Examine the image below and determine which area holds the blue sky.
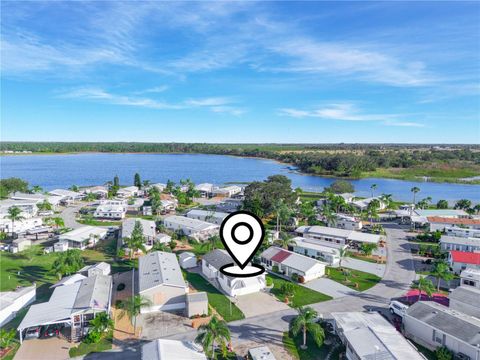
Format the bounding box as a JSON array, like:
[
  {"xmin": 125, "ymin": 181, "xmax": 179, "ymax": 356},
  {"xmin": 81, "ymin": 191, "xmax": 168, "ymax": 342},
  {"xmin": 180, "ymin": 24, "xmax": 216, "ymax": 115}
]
[{"xmin": 1, "ymin": 1, "xmax": 479, "ymax": 143}]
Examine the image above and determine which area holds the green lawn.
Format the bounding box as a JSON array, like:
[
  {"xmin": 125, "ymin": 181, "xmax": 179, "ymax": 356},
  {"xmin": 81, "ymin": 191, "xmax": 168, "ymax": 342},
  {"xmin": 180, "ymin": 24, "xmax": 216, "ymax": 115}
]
[
  {"xmin": 267, "ymin": 274, "xmax": 332, "ymax": 307},
  {"xmin": 77, "ymin": 218, "xmax": 122, "ymax": 226},
  {"xmin": 282, "ymin": 331, "xmax": 344, "ymax": 360},
  {"xmin": 68, "ymin": 336, "xmax": 113, "ymax": 358},
  {"xmin": 183, "ymin": 271, "xmax": 244, "ymax": 322},
  {"xmin": 326, "ymin": 267, "xmax": 381, "ymax": 292},
  {"xmin": 347, "ymin": 253, "xmax": 380, "ymax": 264}
]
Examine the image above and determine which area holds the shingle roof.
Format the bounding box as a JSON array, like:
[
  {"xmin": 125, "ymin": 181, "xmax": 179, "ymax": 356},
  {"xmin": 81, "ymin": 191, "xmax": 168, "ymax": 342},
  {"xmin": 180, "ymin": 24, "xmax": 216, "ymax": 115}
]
[
  {"xmin": 406, "ymin": 301, "xmax": 480, "ymax": 345},
  {"xmin": 138, "ymin": 251, "xmax": 186, "ymax": 292},
  {"xmin": 202, "ymin": 249, "xmax": 232, "ymax": 270}
]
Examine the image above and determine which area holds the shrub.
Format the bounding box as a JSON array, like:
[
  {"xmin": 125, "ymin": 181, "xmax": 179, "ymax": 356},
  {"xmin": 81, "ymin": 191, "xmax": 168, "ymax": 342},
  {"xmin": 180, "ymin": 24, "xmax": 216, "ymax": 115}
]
[
  {"xmin": 84, "ymin": 330, "xmax": 102, "ymax": 344},
  {"xmin": 266, "ymin": 277, "xmax": 273, "ymax": 287},
  {"xmin": 272, "ymin": 265, "xmax": 279, "ymax": 273},
  {"xmin": 435, "ymin": 346, "xmax": 453, "ymax": 360},
  {"xmin": 280, "ymin": 282, "xmax": 295, "ymax": 298},
  {"xmin": 291, "ymin": 273, "xmax": 300, "ymax": 283}
]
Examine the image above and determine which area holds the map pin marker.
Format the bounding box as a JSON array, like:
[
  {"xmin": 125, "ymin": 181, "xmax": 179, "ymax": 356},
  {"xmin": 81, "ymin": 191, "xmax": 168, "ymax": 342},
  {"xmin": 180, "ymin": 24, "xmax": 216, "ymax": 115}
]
[{"xmin": 219, "ymin": 211, "xmax": 265, "ymax": 278}]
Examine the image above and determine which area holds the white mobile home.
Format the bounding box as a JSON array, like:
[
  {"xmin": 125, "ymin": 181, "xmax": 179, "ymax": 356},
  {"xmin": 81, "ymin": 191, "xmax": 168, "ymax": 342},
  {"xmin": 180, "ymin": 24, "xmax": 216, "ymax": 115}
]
[
  {"xmin": 260, "ymin": 246, "xmax": 326, "ymax": 282},
  {"xmin": 295, "ymin": 225, "xmax": 383, "ymax": 247},
  {"xmin": 186, "ymin": 209, "xmax": 229, "ymax": 225},
  {"xmin": 290, "ymin": 236, "xmax": 347, "ymax": 265},
  {"xmin": 94, "ymin": 200, "xmax": 127, "ymax": 220},
  {"xmin": 403, "ymin": 301, "xmax": 480, "ymax": 359},
  {"xmin": 163, "ymin": 215, "xmax": 219, "ymax": 241},
  {"xmin": 0, "ymin": 285, "xmax": 36, "ymax": 327},
  {"xmin": 57, "ymin": 226, "xmax": 107, "ymax": 250},
  {"xmin": 116, "ymin": 186, "xmax": 139, "ymax": 198},
  {"xmin": 332, "ymin": 311, "xmax": 424, "ymax": 360},
  {"xmin": 121, "ymin": 218, "xmax": 156, "ymax": 247},
  {"xmin": 202, "ymin": 249, "xmax": 266, "ymax": 296},
  {"xmin": 137, "ymin": 251, "xmax": 188, "ymax": 313},
  {"xmin": 428, "ymin": 216, "xmax": 480, "ymax": 231},
  {"xmin": 441, "ymin": 236, "xmax": 480, "ymax": 252}
]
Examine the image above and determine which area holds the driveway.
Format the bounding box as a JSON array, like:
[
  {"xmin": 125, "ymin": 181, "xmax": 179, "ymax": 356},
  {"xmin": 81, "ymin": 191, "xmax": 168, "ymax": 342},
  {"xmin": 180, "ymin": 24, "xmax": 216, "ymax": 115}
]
[
  {"xmin": 302, "ymin": 278, "xmax": 359, "ymax": 299},
  {"xmin": 15, "ymin": 337, "xmax": 74, "ymax": 360},
  {"xmin": 341, "ymin": 257, "xmax": 386, "ymax": 277},
  {"xmin": 162, "ymin": 224, "xmax": 417, "ymax": 350},
  {"xmin": 136, "ymin": 311, "xmax": 192, "ymax": 340},
  {"xmin": 233, "ymin": 291, "xmax": 290, "ymax": 318}
]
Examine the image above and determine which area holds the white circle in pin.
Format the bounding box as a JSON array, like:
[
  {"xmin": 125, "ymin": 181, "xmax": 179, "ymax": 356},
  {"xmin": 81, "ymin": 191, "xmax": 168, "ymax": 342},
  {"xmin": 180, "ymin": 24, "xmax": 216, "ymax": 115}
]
[{"xmin": 219, "ymin": 211, "xmax": 265, "ymax": 278}]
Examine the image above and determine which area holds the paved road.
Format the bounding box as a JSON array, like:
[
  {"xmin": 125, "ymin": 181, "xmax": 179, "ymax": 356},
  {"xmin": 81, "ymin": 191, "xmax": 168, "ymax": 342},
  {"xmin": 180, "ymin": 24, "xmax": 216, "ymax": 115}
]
[
  {"xmin": 59, "ymin": 204, "xmax": 84, "ymax": 229},
  {"xmin": 164, "ymin": 223, "xmax": 416, "ymax": 344},
  {"xmin": 303, "ymin": 277, "xmax": 358, "ymax": 298},
  {"xmin": 83, "ymin": 223, "xmax": 416, "ymax": 359}
]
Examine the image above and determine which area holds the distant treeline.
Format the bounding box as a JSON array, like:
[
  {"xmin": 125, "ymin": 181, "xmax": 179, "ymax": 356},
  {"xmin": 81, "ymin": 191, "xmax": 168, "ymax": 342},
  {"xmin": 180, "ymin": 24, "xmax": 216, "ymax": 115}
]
[{"xmin": 1, "ymin": 142, "xmax": 479, "ymax": 178}]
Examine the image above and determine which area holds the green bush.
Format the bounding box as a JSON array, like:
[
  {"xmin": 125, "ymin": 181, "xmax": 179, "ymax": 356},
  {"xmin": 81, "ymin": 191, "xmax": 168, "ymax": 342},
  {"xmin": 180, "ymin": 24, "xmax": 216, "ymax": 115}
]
[
  {"xmin": 291, "ymin": 273, "xmax": 300, "ymax": 283},
  {"xmin": 266, "ymin": 277, "xmax": 273, "ymax": 287},
  {"xmin": 272, "ymin": 265, "xmax": 279, "ymax": 273}
]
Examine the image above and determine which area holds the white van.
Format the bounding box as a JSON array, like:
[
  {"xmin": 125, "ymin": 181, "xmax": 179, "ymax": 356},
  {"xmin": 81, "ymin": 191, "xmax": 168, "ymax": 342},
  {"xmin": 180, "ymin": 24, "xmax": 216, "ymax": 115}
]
[{"xmin": 389, "ymin": 300, "xmax": 409, "ymax": 317}]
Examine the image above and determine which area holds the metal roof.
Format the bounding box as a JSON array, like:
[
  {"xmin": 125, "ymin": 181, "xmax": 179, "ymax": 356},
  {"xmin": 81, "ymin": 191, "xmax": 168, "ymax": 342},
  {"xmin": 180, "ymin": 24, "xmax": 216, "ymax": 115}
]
[
  {"xmin": 293, "ymin": 236, "xmax": 345, "ymax": 253},
  {"xmin": 416, "ymin": 209, "xmax": 468, "ymax": 217},
  {"xmin": 441, "ymin": 236, "xmax": 480, "ymax": 247},
  {"xmin": 59, "ymin": 226, "xmax": 107, "ymax": 242},
  {"xmin": 142, "ymin": 339, "xmax": 206, "ymax": 360},
  {"xmin": 332, "ymin": 312, "xmax": 424, "ymax": 360},
  {"xmin": 18, "ymin": 275, "xmax": 111, "ymax": 330},
  {"xmin": 406, "ymin": 301, "xmax": 480, "ymax": 346},
  {"xmin": 202, "ymin": 249, "xmax": 232, "ymax": 270},
  {"xmin": 186, "ymin": 209, "xmax": 228, "ymax": 221},
  {"xmin": 0, "ymin": 285, "xmax": 36, "ymax": 311},
  {"xmin": 296, "ymin": 225, "xmax": 381, "ymax": 244},
  {"xmin": 138, "ymin": 251, "xmax": 186, "ymax": 292},
  {"xmin": 164, "ymin": 215, "xmax": 219, "ymax": 231},
  {"xmin": 261, "ymin": 246, "xmax": 326, "ymax": 272},
  {"xmin": 122, "ymin": 218, "xmax": 156, "ymax": 239},
  {"xmin": 50, "ymin": 273, "xmax": 86, "ymax": 288},
  {"xmin": 449, "ymin": 286, "xmax": 480, "ymax": 307}
]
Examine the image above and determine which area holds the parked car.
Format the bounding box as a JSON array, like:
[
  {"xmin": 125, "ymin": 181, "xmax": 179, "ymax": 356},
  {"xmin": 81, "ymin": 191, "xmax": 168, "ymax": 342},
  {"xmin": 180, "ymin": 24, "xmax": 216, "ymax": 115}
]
[
  {"xmin": 389, "ymin": 300, "xmax": 409, "ymax": 317},
  {"xmin": 41, "ymin": 324, "xmax": 61, "ymax": 338},
  {"xmin": 24, "ymin": 327, "xmax": 41, "ymax": 339}
]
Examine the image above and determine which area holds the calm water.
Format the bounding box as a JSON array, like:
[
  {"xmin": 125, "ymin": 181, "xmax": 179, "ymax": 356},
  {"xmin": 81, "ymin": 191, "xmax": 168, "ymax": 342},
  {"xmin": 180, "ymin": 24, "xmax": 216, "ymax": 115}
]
[{"xmin": 1, "ymin": 153, "xmax": 479, "ymax": 203}]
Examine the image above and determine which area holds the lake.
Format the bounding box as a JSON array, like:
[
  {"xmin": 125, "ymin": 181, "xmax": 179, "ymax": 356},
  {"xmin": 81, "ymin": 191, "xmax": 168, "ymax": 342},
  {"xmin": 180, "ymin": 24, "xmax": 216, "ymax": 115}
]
[{"xmin": 1, "ymin": 153, "xmax": 479, "ymax": 203}]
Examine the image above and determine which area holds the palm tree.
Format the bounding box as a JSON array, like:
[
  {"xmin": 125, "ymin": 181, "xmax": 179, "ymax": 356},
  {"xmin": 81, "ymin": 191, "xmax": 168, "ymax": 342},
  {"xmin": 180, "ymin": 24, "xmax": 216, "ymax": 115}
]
[
  {"xmin": 338, "ymin": 247, "xmax": 348, "ymax": 269},
  {"xmin": 474, "ymin": 204, "xmax": 480, "ymax": 215},
  {"xmin": 6, "ymin": 206, "xmax": 25, "ymax": 236},
  {"xmin": 31, "ymin": 185, "xmax": 43, "ymax": 193},
  {"xmin": 124, "ymin": 220, "xmax": 147, "ymax": 259},
  {"xmin": 51, "ymin": 250, "xmax": 85, "ymax": 279},
  {"xmin": 195, "ymin": 316, "xmax": 231, "ymax": 359},
  {"xmin": 411, "ymin": 277, "xmax": 435, "ymax": 301},
  {"xmin": 410, "ymin": 187, "xmax": 420, "ymax": 205},
  {"xmin": 321, "ymin": 206, "xmax": 336, "ymax": 227},
  {"xmin": 89, "ymin": 312, "xmax": 114, "ymax": 335},
  {"xmin": 380, "ymin": 194, "xmax": 394, "ymax": 210},
  {"xmin": 117, "ymin": 295, "xmax": 152, "ymax": 332},
  {"xmin": 290, "ymin": 306, "xmax": 324, "ymax": 350},
  {"xmin": 275, "ymin": 235, "xmax": 295, "ymax": 249},
  {"xmin": 150, "ymin": 242, "xmax": 172, "ymax": 253},
  {"xmin": 431, "ymin": 261, "xmax": 454, "ymax": 291},
  {"xmin": 370, "ymin": 184, "xmax": 377, "ymax": 198}
]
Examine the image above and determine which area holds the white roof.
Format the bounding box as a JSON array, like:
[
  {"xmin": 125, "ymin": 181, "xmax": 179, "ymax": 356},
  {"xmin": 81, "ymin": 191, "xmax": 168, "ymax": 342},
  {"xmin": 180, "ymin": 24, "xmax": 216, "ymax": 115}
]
[
  {"xmin": 122, "ymin": 218, "xmax": 156, "ymax": 239},
  {"xmin": 249, "ymin": 346, "xmax": 276, "ymax": 360},
  {"xmin": 195, "ymin": 183, "xmax": 214, "ymax": 192},
  {"xmin": 10, "ymin": 192, "xmax": 63, "ymax": 205},
  {"xmin": 186, "ymin": 209, "xmax": 229, "ymax": 221},
  {"xmin": 296, "ymin": 225, "xmax": 382, "ymax": 244},
  {"xmin": 48, "ymin": 189, "xmax": 80, "ymax": 198},
  {"xmin": 59, "ymin": 226, "xmax": 107, "ymax": 243},
  {"xmin": 440, "ymin": 236, "xmax": 480, "ymax": 247},
  {"xmin": 332, "ymin": 312, "xmax": 424, "ymax": 360},
  {"xmin": 78, "ymin": 262, "xmax": 110, "ymax": 274},
  {"xmin": 415, "ymin": 209, "xmax": 468, "ymax": 217},
  {"xmin": 0, "ymin": 285, "xmax": 36, "ymax": 311},
  {"xmin": 460, "ymin": 268, "xmax": 480, "ymax": 282},
  {"xmin": 292, "ymin": 237, "xmax": 344, "ymax": 254},
  {"xmin": 118, "ymin": 186, "xmax": 138, "ymax": 193},
  {"xmin": 138, "ymin": 251, "xmax": 186, "ymax": 292},
  {"xmin": 95, "ymin": 203, "xmax": 125, "ymax": 213},
  {"xmin": 179, "ymin": 251, "xmax": 196, "ymax": 261},
  {"xmin": 164, "ymin": 215, "xmax": 219, "ymax": 232},
  {"xmin": 261, "ymin": 246, "xmax": 326, "ymax": 273},
  {"xmin": 50, "ymin": 274, "xmax": 86, "ymax": 288},
  {"xmin": 142, "ymin": 339, "xmax": 206, "ymax": 360}
]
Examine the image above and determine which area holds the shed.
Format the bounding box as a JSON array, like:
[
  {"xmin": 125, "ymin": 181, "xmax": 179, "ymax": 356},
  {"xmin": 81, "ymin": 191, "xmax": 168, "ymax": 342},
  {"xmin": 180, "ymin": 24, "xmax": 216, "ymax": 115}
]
[
  {"xmin": 186, "ymin": 292, "xmax": 208, "ymax": 318},
  {"xmin": 179, "ymin": 252, "xmax": 197, "ymax": 269},
  {"xmin": 11, "ymin": 238, "xmax": 32, "ymax": 252}
]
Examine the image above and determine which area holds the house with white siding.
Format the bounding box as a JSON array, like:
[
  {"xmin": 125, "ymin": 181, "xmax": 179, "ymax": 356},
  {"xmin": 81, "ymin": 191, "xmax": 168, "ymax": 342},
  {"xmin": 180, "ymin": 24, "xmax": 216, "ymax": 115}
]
[
  {"xmin": 163, "ymin": 215, "xmax": 219, "ymax": 241},
  {"xmin": 295, "ymin": 225, "xmax": 383, "ymax": 247},
  {"xmin": 0, "ymin": 285, "xmax": 36, "ymax": 327},
  {"xmin": 445, "ymin": 226, "xmax": 480, "ymax": 238},
  {"xmin": 448, "ymin": 251, "xmax": 480, "ymax": 274},
  {"xmin": 186, "ymin": 209, "xmax": 229, "ymax": 225},
  {"xmin": 403, "ymin": 301, "xmax": 480, "ymax": 359},
  {"xmin": 56, "ymin": 226, "xmax": 108, "ymax": 250},
  {"xmin": 260, "ymin": 246, "xmax": 326, "ymax": 282},
  {"xmin": 94, "ymin": 200, "xmax": 127, "ymax": 219},
  {"xmin": 290, "ymin": 236, "xmax": 346, "ymax": 265},
  {"xmin": 428, "ymin": 216, "xmax": 480, "ymax": 232},
  {"xmin": 0, "ymin": 199, "xmax": 39, "ymax": 219},
  {"xmin": 195, "ymin": 183, "xmax": 215, "ymax": 198},
  {"xmin": 121, "ymin": 218, "xmax": 156, "ymax": 248},
  {"xmin": 459, "ymin": 268, "xmax": 480, "ymax": 289},
  {"xmin": 440, "ymin": 236, "xmax": 480, "ymax": 252},
  {"xmin": 201, "ymin": 249, "xmax": 266, "ymax": 296},
  {"xmin": 213, "ymin": 185, "xmax": 242, "ymax": 198},
  {"xmin": 117, "ymin": 186, "xmax": 139, "ymax": 198}
]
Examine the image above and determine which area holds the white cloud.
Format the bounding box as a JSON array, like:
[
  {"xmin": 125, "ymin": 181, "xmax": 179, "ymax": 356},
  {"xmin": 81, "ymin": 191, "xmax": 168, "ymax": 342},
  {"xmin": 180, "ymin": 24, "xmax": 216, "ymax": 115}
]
[
  {"xmin": 279, "ymin": 102, "xmax": 424, "ymax": 127},
  {"xmin": 134, "ymin": 86, "xmax": 169, "ymax": 94}
]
